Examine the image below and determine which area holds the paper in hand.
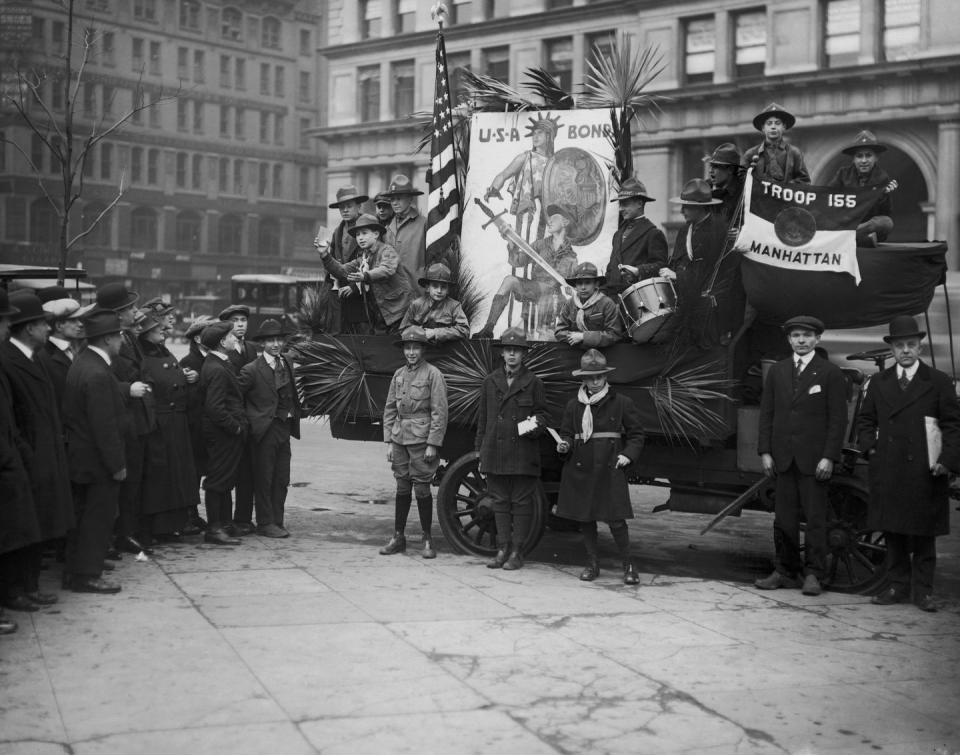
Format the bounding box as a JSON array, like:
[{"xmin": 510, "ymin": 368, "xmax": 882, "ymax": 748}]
[{"xmin": 516, "ymin": 416, "xmax": 539, "ymax": 436}]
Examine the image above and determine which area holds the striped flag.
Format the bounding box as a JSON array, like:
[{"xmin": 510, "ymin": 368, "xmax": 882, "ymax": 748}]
[{"xmin": 425, "ymin": 31, "xmax": 461, "ymax": 263}]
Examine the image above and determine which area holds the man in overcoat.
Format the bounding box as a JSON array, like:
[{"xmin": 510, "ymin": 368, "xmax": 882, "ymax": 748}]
[
  {"xmin": 62, "ymin": 310, "xmax": 129, "ymax": 594},
  {"xmin": 383, "ymin": 174, "xmax": 428, "ymax": 280},
  {"xmin": 38, "ymin": 293, "xmax": 83, "ymax": 414},
  {"xmin": 856, "ymin": 316, "xmax": 960, "ymax": 611},
  {"xmin": 603, "ymin": 177, "xmax": 668, "ymax": 296},
  {"xmin": 179, "ymin": 316, "xmax": 215, "ymax": 533},
  {"xmin": 756, "ymin": 315, "xmax": 847, "ymax": 596},
  {"xmin": 238, "ymin": 319, "xmax": 301, "ymax": 538},
  {"xmin": 0, "ymin": 291, "xmax": 74, "ymax": 607}
]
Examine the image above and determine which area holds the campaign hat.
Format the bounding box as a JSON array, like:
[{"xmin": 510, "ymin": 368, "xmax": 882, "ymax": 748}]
[
  {"xmin": 184, "ymin": 316, "xmax": 216, "ymax": 340},
  {"xmin": 572, "ymin": 348, "xmax": 616, "ymax": 376},
  {"xmin": 669, "ymin": 178, "xmax": 723, "ymax": 206},
  {"xmin": 82, "ymin": 309, "xmax": 123, "ymax": 339},
  {"xmin": 565, "ymin": 262, "xmax": 606, "ymax": 285},
  {"xmin": 200, "ymin": 321, "xmax": 234, "ymax": 349},
  {"xmin": 883, "ymin": 315, "xmax": 925, "ymax": 344},
  {"xmin": 346, "ymin": 213, "xmax": 386, "ymax": 237},
  {"xmin": 611, "ymin": 176, "xmax": 655, "ymax": 203},
  {"xmin": 0, "ymin": 289, "xmax": 20, "ymax": 318},
  {"xmin": 782, "ymin": 315, "xmax": 824, "ymax": 335},
  {"xmin": 841, "ymin": 130, "xmax": 887, "ymax": 156},
  {"xmin": 704, "ymin": 143, "xmax": 742, "ymax": 167},
  {"xmin": 752, "ymin": 102, "xmax": 796, "ymax": 131},
  {"xmin": 251, "ymin": 318, "xmax": 291, "ymax": 341},
  {"xmin": 493, "ymin": 326, "xmax": 530, "ymax": 349},
  {"xmin": 42, "ymin": 297, "xmax": 81, "ymax": 320},
  {"xmin": 96, "ymin": 282, "xmax": 139, "ymax": 311},
  {"xmin": 394, "ymin": 325, "xmax": 430, "ymax": 348},
  {"xmin": 8, "ymin": 291, "xmax": 47, "ymax": 326},
  {"xmin": 328, "ymin": 185, "xmax": 369, "ymax": 208},
  {"xmin": 380, "ymin": 174, "xmax": 424, "ymax": 197},
  {"xmin": 418, "ymin": 263, "xmax": 453, "ymax": 288},
  {"xmin": 219, "ymin": 303, "xmax": 251, "ymax": 321}
]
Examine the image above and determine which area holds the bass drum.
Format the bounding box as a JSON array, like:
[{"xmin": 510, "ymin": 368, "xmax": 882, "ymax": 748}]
[
  {"xmin": 541, "ymin": 147, "xmax": 607, "ymax": 246},
  {"xmin": 618, "ymin": 276, "xmax": 677, "ymax": 343}
]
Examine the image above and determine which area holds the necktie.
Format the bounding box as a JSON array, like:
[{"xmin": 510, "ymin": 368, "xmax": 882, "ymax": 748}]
[
  {"xmin": 899, "ymin": 370, "xmax": 910, "ymax": 391},
  {"xmin": 792, "ymin": 359, "xmax": 802, "ymax": 392}
]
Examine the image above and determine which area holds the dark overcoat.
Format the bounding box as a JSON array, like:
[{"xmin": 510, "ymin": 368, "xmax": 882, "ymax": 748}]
[
  {"xmin": 556, "ymin": 389, "xmax": 645, "ymax": 522},
  {"xmin": 180, "ymin": 345, "xmax": 208, "ymax": 476},
  {"xmin": 0, "ymin": 368, "xmax": 40, "ymax": 555},
  {"xmin": 226, "ymin": 339, "xmax": 259, "ymax": 374},
  {"xmin": 200, "ymin": 353, "xmax": 248, "ymax": 491},
  {"xmin": 758, "ymin": 354, "xmax": 847, "ymax": 475},
  {"xmin": 63, "ymin": 348, "xmax": 128, "ymax": 483},
  {"xmin": 856, "ymin": 361, "xmax": 960, "ymax": 535},
  {"xmin": 475, "ymin": 365, "xmax": 548, "ymax": 477},
  {"xmin": 603, "ymin": 217, "xmax": 668, "ymax": 295},
  {"xmin": 667, "ymin": 212, "xmax": 729, "ymax": 281},
  {"xmin": 38, "ymin": 340, "xmax": 72, "ymax": 414},
  {"xmin": 113, "ymin": 332, "xmax": 155, "ymax": 437},
  {"xmin": 238, "ymin": 354, "xmax": 302, "ymax": 443},
  {"xmin": 0, "ymin": 341, "xmax": 74, "ymax": 539}
]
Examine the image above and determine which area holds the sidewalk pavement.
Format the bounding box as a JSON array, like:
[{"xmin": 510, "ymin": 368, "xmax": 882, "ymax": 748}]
[{"xmin": 2, "ymin": 424, "xmax": 959, "ymax": 755}]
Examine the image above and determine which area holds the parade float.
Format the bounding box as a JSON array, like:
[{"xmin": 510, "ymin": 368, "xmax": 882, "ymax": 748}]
[{"xmin": 293, "ymin": 31, "xmax": 951, "ymax": 594}]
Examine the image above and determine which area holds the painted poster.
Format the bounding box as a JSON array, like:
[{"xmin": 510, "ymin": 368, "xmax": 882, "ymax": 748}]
[{"xmin": 461, "ymin": 109, "xmax": 620, "ymax": 340}]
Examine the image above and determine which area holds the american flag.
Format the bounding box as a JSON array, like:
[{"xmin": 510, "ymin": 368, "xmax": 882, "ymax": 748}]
[{"xmin": 425, "ymin": 30, "xmax": 461, "ymax": 263}]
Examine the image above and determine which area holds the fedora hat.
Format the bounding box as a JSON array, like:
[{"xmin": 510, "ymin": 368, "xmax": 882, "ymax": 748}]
[
  {"xmin": 493, "ymin": 326, "xmax": 530, "ymax": 350},
  {"xmin": 251, "ymin": 318, "xmax": 291, "ymax": 341},
  {"xmin": 418, "ymin": 263, "xmax": 453, "ymax": 288},
  {"xmin": 394, "ymin": 325, "xmax": 430, "ymax": 348},
  {"xmin": 346, "ymin": 213, "xmax": 386, "ymax": 237},
  {"xmin": 883, "ymin": 315, "xmax": 925, "ymax": 344},
  {"xmin": 42, "ymin": 297, "xmax": 81, "ymax": 320},
  {"xmin": 572, "ymin": 348, "xmax": 616, "ymax": 376},
  {"xmin": 83, "ymin": 309, "xmax": 122, "ymax": 340},
  {"xmin": 782, "ymin": 315, "xmax": 824, "ymax": 335},
  {"xmin": 565, "ymin": 262, "xmax": 606, "ymax": 285},
  {"xmin": 670, "ymin": 178, "xmax": 723, "ymax": 206},
  {"xmin": 200, "ymin": 321, "xmax": 234, "ymax": 349},
  {"xmin": 841, "ymin": 129, "xmax": 887, "ymax": 156},
  {"xmin": 219, "ymin": 303, "xmax": 251, "ymax": 321},
  {"xmin": 752, "ymin": 103, "xmax": 796, "ymax": 131},
  {"xmin": 0, "ymin": 289, "xmax": 20, "ymax": 318},
  {"xmin": 184, "ymin": 316, "xmax": 215, "ymax": 340},
  {"xmin": 611, "ymin": 176, "xmax": 655, "ymax": 203},
  {"xmin": 380, "ymin": 174, "xmax": 424, "ymax": 197},
  {"xmin": 8, "ymin": 291, "xmax": 47, "ymax": 326},
  {"xmin": 328, "ymin": 184, "xmax": 369, "ymax": 208},
  {"xmin": 704, "ymin": 143, "xmax": 742, "ymax": 167},
  {"xmin": 96, "ymin": 282, "xmax": 139, "ymax": 311}
]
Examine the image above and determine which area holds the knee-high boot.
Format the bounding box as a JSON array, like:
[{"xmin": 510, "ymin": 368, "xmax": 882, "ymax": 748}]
[
  {"xmin": 417, "ymin": 496, "xmax": 436, "ymax": 558},
  {"xmin": 380, "ymin": 493, "xmax": 411, "ymax": 555}
]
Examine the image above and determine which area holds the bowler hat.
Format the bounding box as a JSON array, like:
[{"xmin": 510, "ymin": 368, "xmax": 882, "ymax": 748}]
[
  {"xmin": 883, "ymin": 315, "xmax": 925, "ymax": 344},
  {"xmin": 36, "ymin": 286, "xmax": 72, "ymax": 304},
  {"xmin": 752, "ymin": 103, "xmax": 797, "ymax": 131},
  {"xmin": 841, "ymin": 129, "xmax": 887, "ymax": 156},
  {"xmin": 96, "ymin": 282, "xmax": 139, "ymax": 311},
  {"xmin": 704, "ymin": 143, "xmax": 742, "ymax": 167},
  {"xmin": 380, "ymin": 174, "xmax": 424, "ymax": 197},
  {"xmin": 184, "ymin": 316, "xmax": 216, "ymax": 340},
  {"xmin": 83, "ymin": 310, "xmax": 122, "ymax": 340},
  {"xmin": 200, "ymin": 321, "xmax": 234, "ymax": 350},
  {"xmin": 418, "ymin": 263, "xmax": 452, "ymax": 288},
  {"xmin": 251, "ymin": 318, "xmax": 291, "ymax": 341},
  {"xmin": 8, "ymin": 291, "xmax": 47, "ymax": 326},
  {"xmin": 219, "ymin": 303, "xmax": 251, "ymax": 321},
  {"xmin": 328, "ymin": 185, "xmax": 369, "ymax": 208},
  {"xmin": 0, "ymin": 289, "xmax": 20, "ymax": 318},
  {"xmin": 565, "ymin": 262, "xmax": 606, "ymax": 285},
  {"xmin": 669, "ymin": 178, "xmax": 723, "ymax": 206},
  {"xmin": 782, "ymin": 315, "xmax": 824, "ymax": 335},
  {"xmin": 611, "ymin": 176, "xmax": 655, "ymax": 203},
  {"xmin": 346, "ymin": 213, "xmax": 386, "ymax": 237},
  {"xmin": 394, "ymin": 325, "xmax": 430, "ymax": 348},
  {"xmin": 572, "ymin": 348, "xmax": 616, "ymax": 376},
  {"xmin": 42, "ymin": 297, "xmax": 81, "ymax": 320},
  {"xmin": 493, "ymin": 326, "xmax": 530, "ymax": 350}
]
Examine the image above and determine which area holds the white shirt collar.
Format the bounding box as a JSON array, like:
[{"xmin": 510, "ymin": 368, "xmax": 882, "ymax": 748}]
[
  {"xmin": 210, "ymin": 350, "xmax": 229, "ymax": 361},
  {"xmin": 10, "ymin": 337, "xmax": 35, "ymax": 360},
  {"xmin": 49, "ymin": 335, "xmax": 72, "ymax": 354},
  {"xmin": 795, "ymin": 351, "xmax": 815, "ymax": 369},
  {"xmin": 900, "ymin": 361, "xmax": 919, "ymax": 380},
  {"xmin": 88, "ymin": 344, "xmax": 111, "ymax": 366}
]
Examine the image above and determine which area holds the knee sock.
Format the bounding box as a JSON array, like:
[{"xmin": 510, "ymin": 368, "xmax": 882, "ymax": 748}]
[
  {"xmin": 610, "ymin": 520, "xmax": 631, "ymax": 562},
  {"xmin": 416, "ymin": 496, "xmax": 433, "ymax": 537},
  {"xmin": 394, "ymin": 492, "xmax": 412, "ymax": 534},
  {"xmin": 582, "ymin": 521, "xmax": 599, "ymax": 561}
]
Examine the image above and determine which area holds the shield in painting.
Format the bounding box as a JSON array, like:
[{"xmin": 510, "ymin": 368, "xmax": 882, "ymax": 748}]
[{"xmin": 541, "ymin": 147, "xmax": 607, "ymax": 246}]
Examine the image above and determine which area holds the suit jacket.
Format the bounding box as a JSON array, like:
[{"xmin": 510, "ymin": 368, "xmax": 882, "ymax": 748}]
[
  {"xmin": 603, "ymin": 217, "xmax": 668, "ymax": 295},
  {"xmin": 200, "ymin": 353, "xmax": 247, "ymax": 436},
  {"xmin": 475, "ymin": 365, "xmax": 548, "ymax": 477},
  {"xmin": 226, "ymin": 338, "xmax": 259, "ymax": 374},
  {"xmin": 856, "ymin": 361, "xmax": 960, "ymax": 535},
  {"xmin": 758, "ymin": 353, "xmax": 847, "ymax": 475},
  {"xmin": 63, "ymin": 348, "xmax": 129, "ymax": 483},
  {"xmin": 239, "ymin": 354, "xmax": 302, "ymax": 442}
]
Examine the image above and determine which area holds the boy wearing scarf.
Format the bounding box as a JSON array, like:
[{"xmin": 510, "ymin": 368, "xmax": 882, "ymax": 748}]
[
  {"xmin": 555, "ymin": 349, "xmax": 645, "ymax": 584},
  {"xmin": 554, "ymin": 262, "xmax": 623, "ymax": 348}
]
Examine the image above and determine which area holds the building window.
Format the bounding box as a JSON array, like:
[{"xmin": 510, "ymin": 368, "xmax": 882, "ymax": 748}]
[
  {"xmin": 176, "ymin": 152, "xmax": 188, "ymax": 188},
  {"xmin": 149, "ymin": 92, "xmax": 161, "ymax": 127},
  {"xmin": 275, "ymin": 66, "xmax": 285, "ymax": 97},
  {"xmin": 259, "ymin": 217, "xmax": 281, "ymax": 255},
  {"xmin": 219, "ymin": 214, "xmax": 243, "ymax": 252},
  {"xmin": 49, "ymin": 136, "xmax": 62, "ymax": 174},
  {"xmin": 102, "ymin": 32, "xmax": 115, "ymax": 65},
  {"xmin": 131, "ymin": 207, "xmax": 158, "ymax": 250},
  {"xmin": 484, "ymin": 0, "xmax": 510, "ymax": 18},
  {"xmin": 100, "ymin": 143, "xmax": 112, "ymax": 180},
  {"xmin": 220, "ymin": 105, "xmax": 230, "ymax": 137},
  {"xmin": 133, "ymin": 0, "xmax": 157, "ymax": 23},
  {"xmin": 260, "ymin": 63, "xmax": 271, "ymax": 95},
  {"xmin": 85, "ymin": 0, "xmax": 111, "ymax": 10},
  {"xmin": 275, "ymin": 114, "xmax": 285, "ymax": 146},
  {"xmin": 585, "ymin": 31, "xmax": 615, "ymax": 74},
  {"xmin": 32, "ymin": 17, "xmax": 45, "ymax": 44},
  {"xmin": 299, "ymin": 117, "xmax": 311, "ymax": 150},
  {"xmin": 360, "ymin": 0, "xmax": 382, "ymax": 40},
  {"xmin": 358, "ymin": 65, "xmax": 381, "ymax": 122},
  {"xmin": 235, "ymin": 107, "xmax": 245, "ymax": 139},
  {"xmin": 193, "ymin": 99, "xmax": 203, "ymax": 132},
  {"xmin": 52, "ymin": 21, "xmax": 66, "ymax": 54},
  {"xmin": 734, "ymin": 10, "xmax": 767, "ymax": 78},
  {"xmin": 31, "ymin": 133, "xmax": 44, "ymax": 172},
  {"xmin": 259, "ymin": 111, "xmax": 270, "ymax": 143},
  {"xmin": 482, "ymin": 46, "xmax": 509, "ymax": 82},
  {"xmin": 218, "ymin": 158, "xmax": 229, "ymax": 192},
  {"xmin": 299, "ymin": 71, "xmax": 311, "ymax": 103},
  {"xmin": 83, "ymin": 84, "xmax": 96, "ymax": 116},
  {"xmin": 132, "ymin": 37, "xmax": 144, "ymax": 70},
  {"xmin": 395, "ymin": 0, "xmax": 416, "ymax": 33},
  {"xmin": 102, "ymin": 85, "xmax": 114, "ymax": 117},
  {"xmin": 177, "ymin": 47, "xmax": 189, "ymax": 78},
  {"xmin": 179, "ymin": 0, "xmax": 201, "ymax": 31},
  {"xmin": 883, "ymin": 0, "xmax": 920, "ymax": 61},
  {"xmin": 147, "ymin": 149, "xmax": 159, "ymax": 184},
  {"xmin": 451, "ymin": 0, "xmax": 472, "ymax": 25},
  {"xmin": 83, "ymin": 203, "xmax": 111, "ymax": 247},
  {"xmin": 83, "ymin": 146, "xmax": 96, "ymax": 178},
  {"xmin": 299, "ymin": 165, "xmax": 311, "ymax": 201},
  {"xmin": 299, "ymin": 29, "xmax": 311, "ymax": 56},
  {"xmin": 272, "ymin": 164, "xmax": 283, "ymax": 198},
  {"xmin": 233, "ymin": 159, "xmax": 244, "ymax": 194},
  {"xmin": 547, "ymin": 0, "xmax": 573, "ymax": 7},
  {"xmin": 823, "ymin": 0, "xmax": 860, "ymax": 68},
  {"xmin": 684, "ymin": 16, "xmax": 715, "ymax": 84},
  {"xmin": 176, "ymin": 211, "xmax": 201, "ymax": 252},
  {"xmin": 447, "ymin": 51, "xmax": 471, "ymax": 102},
  {"xmin": 262, "ymin": 16, "xmax": 281, "ymax": 49},
  {"xmin": 392, "ymin": 60, "xmax": 415, "ymax": 118},
  {"xmin": 177, "ymin": 99, "xmax": 188, "ymax": 131},
  {"xmin": 220, "ymin": 55, "xmax": 231, "ymax": 87},
  {"xmin": 30, "ymin": 200, "xmax": 57, "ymax": 245},
  {"xmin": 545, "ymin": 37, "xmax": 573, "ymax": 93},
  {"xmin": 258, "ymin": 162, "xmax": 268, "ymax": 195},
  {"xmin": 149, "ymin": 41, "xmax": 161, "ymax": 75},
  {"xmin": 235, "ymin": 59, "xmax": 246, "ymax": 90},
  {"xmin": 193, "ymin": 50, "xmax": 205, "ymax": 82},
  {"xmin": 222, "ymin": 7, "xmax": 243, "ymax": 41},
  {"xmin": 191, "ymin": 154, "xmax": 203, "ymax": 189},
  {"xmin": 131, "ymin": 146, "xmax": 143, "ymax": 183}
]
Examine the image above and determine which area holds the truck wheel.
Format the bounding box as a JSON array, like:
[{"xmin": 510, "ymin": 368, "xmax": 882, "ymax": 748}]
[
  {"xmin": 819, "ymin": 476, "xmax": 887, "ymax": 594},
  {"xmin": 436, "ymin": 451, "xmax": 546, "ymax": 557}
]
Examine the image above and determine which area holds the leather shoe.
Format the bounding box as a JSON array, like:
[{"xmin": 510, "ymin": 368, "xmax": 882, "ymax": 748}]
[
  {"xmin": 71, "ymin": 577, "xmax": 121, "ymax": 594},
  {"xmin": 257, "ymin": 523, "xmax": 289, "ymax": 539},
  {"xmin": 579, "ymin": 562, "xmax": 600, "ymax": 581},
  {"xmin": 204, "ymin": 528, "xmax": 241, "ymax": 546},
  {"xmin": 801, "ymin": 574, "xmax": 822, "ymax": 596},
  {"xmin": 180, "ymin": 522, "xmax": 203, "ymax": 536},
  {"xmin": 230, "ymin": 522, "xmax": 255, "ymax": 537},
  {"xmin": 623, "ymin": 562, "xmax": 640, "ymax": 585},
  {"xmin": 379, "ymin": 533, "xmax": 406, "ymax": 555},
  {"xmin": 871, "ymin": 587, "xmax": 906, "ymax": 605},
  {"xmin": 486, "ymin": 549, "xmax": 509, "ymax": 569},
  {"xmin": 25, "ymin": 591, "xmax": 58, "ymax": 606},
  {"xmin": 0, "ymin": 615, "xmax": 17, "ymax": 634},
  {"xmin": 754, "ymin": 571, "xmax": 801, "ymax": 590},
  {"xmin": 502, "ymin": 550, "xmax": 524, "ymax": 570},
  {"xmin": 2, "ymin": 595, "xmax": 39, "ymax": 612},
  {"xmin": 915, "ymin": 595, "xmax": 938, "ymax": 613},
  {"xmin": 116, "ymin": 536, "xmax": 153, "ymax": 555},
  {"xmin": 105, "ymin": 547, "xmax": 122, "ymax": 561},
  {"xmin": 422, "ymin": 538, "xmax": 436, "ymax": 559},
  {"xmin": 101, "ymin": 561, "xmax": 115, "ymax": 571}
]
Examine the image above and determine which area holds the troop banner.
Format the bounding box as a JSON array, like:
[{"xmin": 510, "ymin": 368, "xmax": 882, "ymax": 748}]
[{"xmin": 734, "ymin": 171, "xmax": 881, "ymax": 285}]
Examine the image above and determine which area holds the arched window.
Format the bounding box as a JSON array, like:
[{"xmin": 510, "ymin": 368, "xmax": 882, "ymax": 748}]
[
  {"xmin": 258, "ymin": 217, "xmax": 280, "ymax": 256},
  {"xmin": 261, "ymin": 16, "xmax": 280, "ymax": 49},
  {"xmin": 221, "ymin": 7, "xmax": 243, "ymax": 40},
  {"xmin": 30, "ymin": 199, "xmax": 57, "ymax": 245},
  {"xmin": 82, "ymin": 202, "xmax": 112, "ymax": 247},
  {"xmin": 219, "ymin": 213, "xmax": 243, "ymax": 254},
  {"xmin": 131, "ymin": 206, "xmax": 158, "ymax": 250},
  {"xmin": 175, "ymin": 210, "xmax": 202, "ymax": 252}
]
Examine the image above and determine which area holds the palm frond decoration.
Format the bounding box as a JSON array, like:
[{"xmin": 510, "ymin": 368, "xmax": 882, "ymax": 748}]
[
  {"xmin": 525, "ymin": 343, "xmax": 580, "ymax": 408},
  {"xmin": 292, "ymin": 337, "xmax": 380, "ymax": 421},
  {"xmin": 294, "ymin": 280, "xmax": 336, "ymax": 337},
  {"xmin": 460, "ymin": 68, "xmax": 542, "ymax": 112},
  {"xmin": 522, "ymin": 68, "xmax": 575, "ymax": 109},
  {"xmin": 454, "ymin": 258, "xmax": 487, "ymax": 325},
  {"xmin": 433, "ymin": 339, "xmax": 495, "ymax": 426},
  {"xmin": 648, "ymin": 359, "xmax": 734, "ymax": 446}
]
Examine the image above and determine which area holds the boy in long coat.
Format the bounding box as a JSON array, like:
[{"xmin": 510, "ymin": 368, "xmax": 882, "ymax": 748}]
[
  {"xmin": 476, "ymin": 327, "xmax": 548, "ymax": 570},
  {"xmin": 556, "ymin": 349, "xmax": 645, "ymax": 584},
  {"xmin": 856, "ymin": 316, "xmax": 960, "ymax": 611}
]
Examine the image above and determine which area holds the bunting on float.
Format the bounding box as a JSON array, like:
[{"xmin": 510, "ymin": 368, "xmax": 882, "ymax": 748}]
[{"xmin": 425, "ymin": 29, "xmax": 461, "ymax": 262}]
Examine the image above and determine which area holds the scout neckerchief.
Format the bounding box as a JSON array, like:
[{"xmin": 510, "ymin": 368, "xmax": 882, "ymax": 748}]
[
  {"xmin": 577, "ymin": 383, "xmax": 609, "ymax": 442},
  {"xmin": 573, "ymin": 290, "xmax": 603, "ymax": 330}
]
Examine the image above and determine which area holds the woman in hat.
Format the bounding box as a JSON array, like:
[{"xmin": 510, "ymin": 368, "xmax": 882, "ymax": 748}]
[
  {"xmin": 400, "ymin": 263, "xmax": 469, "ymax": 342},
  {"xmin": 137, "ymin": 315, "xmax": 198, "ymax": 543},
  {"xmin": 742, "ymin": 103, "xmax": 810, "ymax": 183},
  {"xmin": 316, "ymin": 213, "xmax": 416, "ymax": 334},
  {"xmin": 555, "ymin": 349, "xmax": 645, "ymax": 584},
  {"xmin": 828, "ymin": 130, "xmax": 898, "ymax": 245},
  {"xmin": 554, "ymin": 262, "xmax": 623, "ymax": 348},
  {"xmin": 380, "ymin": 326, "xmax": 448, "ymax": 557},
  {"xmin": 602, "ymin": 177, "xmax": 668, "ymax": 296}
]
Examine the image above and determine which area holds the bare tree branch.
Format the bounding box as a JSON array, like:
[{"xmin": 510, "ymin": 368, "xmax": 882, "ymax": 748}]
[{"xmin": 67, "ymin": 171, "xmax": 125, "ymax": 250}]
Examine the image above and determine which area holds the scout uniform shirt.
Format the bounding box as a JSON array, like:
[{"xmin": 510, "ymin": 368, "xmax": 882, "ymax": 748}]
[{"xmin": 383, "ymin": 360, "xmax": 448, "ymax": 448}]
